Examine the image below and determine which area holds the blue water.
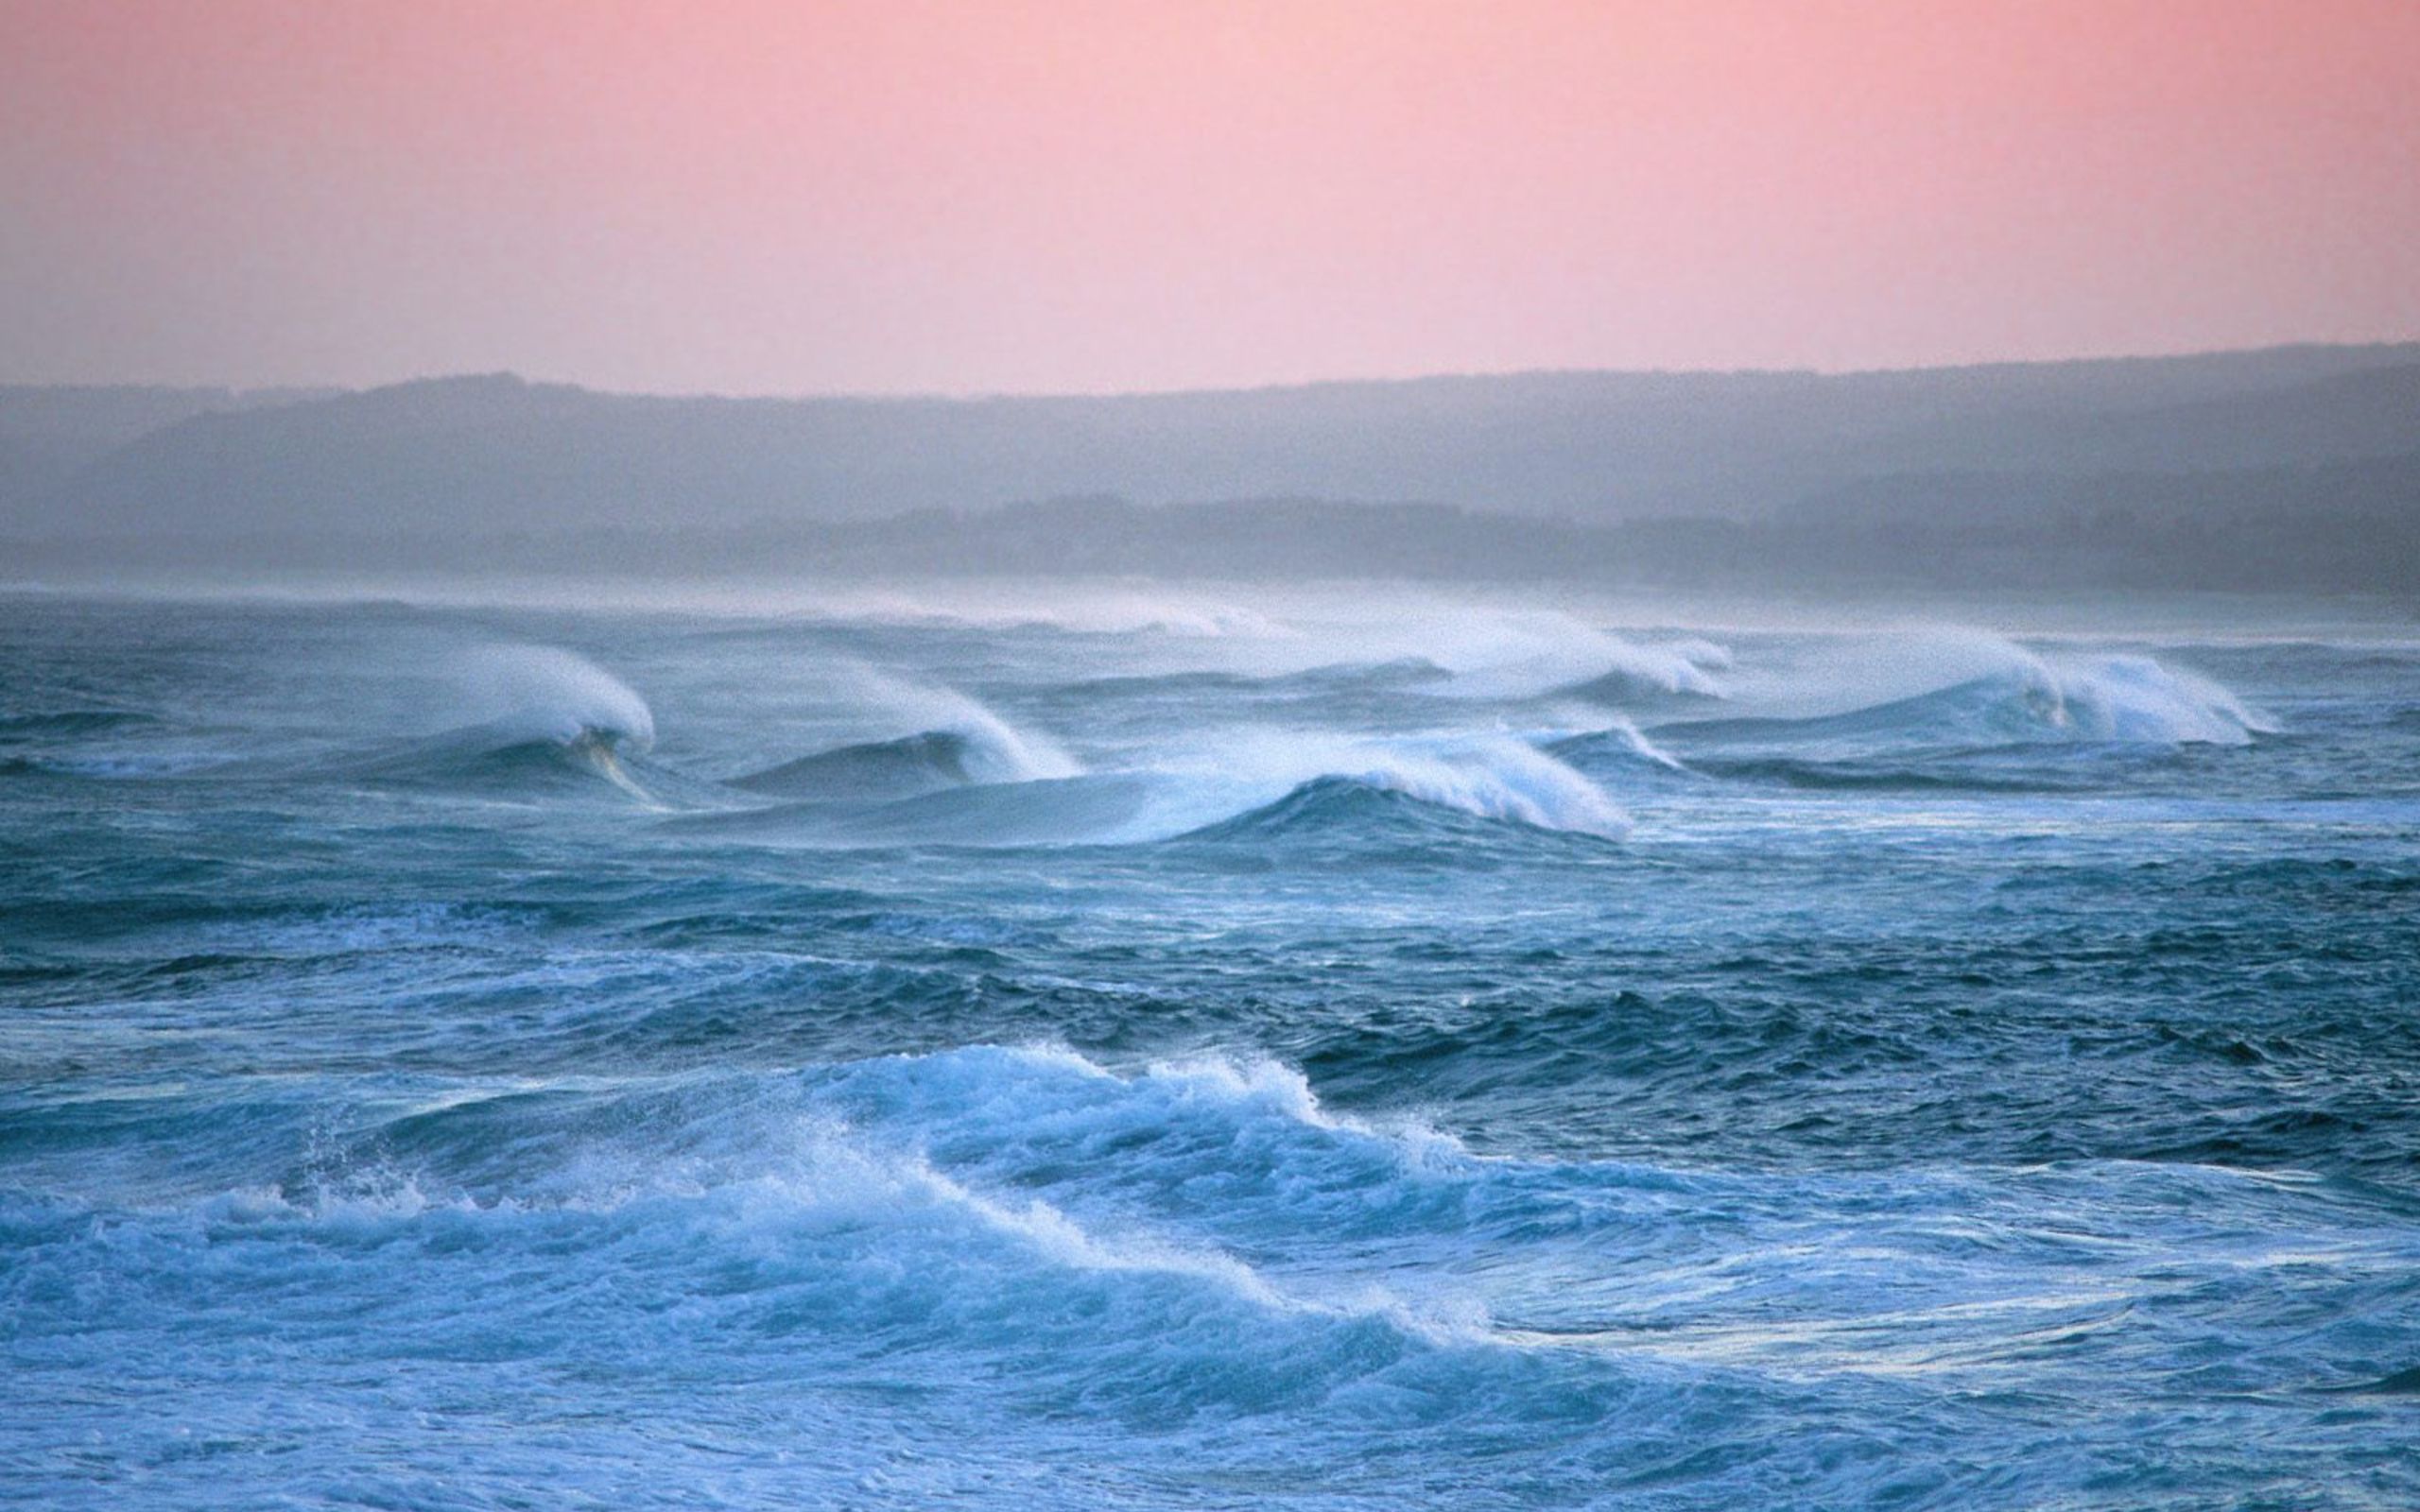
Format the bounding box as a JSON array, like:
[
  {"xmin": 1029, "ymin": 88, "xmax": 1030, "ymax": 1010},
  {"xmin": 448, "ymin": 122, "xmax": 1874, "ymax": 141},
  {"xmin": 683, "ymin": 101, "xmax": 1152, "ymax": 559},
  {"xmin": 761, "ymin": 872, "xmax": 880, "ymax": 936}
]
[{"xmin": 5, "ymin": 583, "xmax": 2418, "ymax": 1508}]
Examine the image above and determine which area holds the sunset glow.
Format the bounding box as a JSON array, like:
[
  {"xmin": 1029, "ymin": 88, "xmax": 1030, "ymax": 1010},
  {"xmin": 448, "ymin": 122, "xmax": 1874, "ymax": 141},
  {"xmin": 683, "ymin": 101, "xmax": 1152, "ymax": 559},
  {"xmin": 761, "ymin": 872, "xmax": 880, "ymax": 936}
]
[{"xmin": 5, "ymin": 0, "xmax": 2417, "ymax": 392}]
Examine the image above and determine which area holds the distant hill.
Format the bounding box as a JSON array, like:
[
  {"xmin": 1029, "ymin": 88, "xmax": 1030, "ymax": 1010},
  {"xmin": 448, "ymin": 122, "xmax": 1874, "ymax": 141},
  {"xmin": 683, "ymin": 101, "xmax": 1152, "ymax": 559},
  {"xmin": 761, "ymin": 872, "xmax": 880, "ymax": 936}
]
[
  {"xmin": 5, "ymin": 346, "xmax": 2416, "ymax": 592},
  {"xmin": 0, "ymin": 384, "xmax": 336, "ymax": 514}
]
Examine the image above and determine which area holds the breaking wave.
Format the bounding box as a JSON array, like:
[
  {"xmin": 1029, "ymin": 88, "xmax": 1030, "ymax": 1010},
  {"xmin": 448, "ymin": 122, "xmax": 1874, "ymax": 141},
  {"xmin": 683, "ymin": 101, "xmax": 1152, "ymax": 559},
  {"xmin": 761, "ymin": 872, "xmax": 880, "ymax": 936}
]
[
  {"xmin": 1544, "ymin": 718, "xmax": 1690, "ymax": 773},
  {"xmin": 319, "ymin": 644, "xmax": 708, "ymax": 805},
  {"xmin": 1664, "ymin": 644, "xmax": 2272, "ymax": 757},
  {"xmin": 683, "ymin": 733, "xmax": 1632, "ymax": 848},
  {"xmin": 239, "ymin": 631, "xmax": 2272, "ymax": 830},
  {"xmin": 732, "ymin": 715, "xmax": 1071, "ymax": 802},
  {"xmin": 831, "ymin": 669, "xmax": 1080, "ymax": 782},
  {"xmin": 450, "ymin": 644, "xmax": 656, "ymax": 751},
  {"xmin": 1166, "ymin": 734, "xmax": 1633, "ymax": 842}
]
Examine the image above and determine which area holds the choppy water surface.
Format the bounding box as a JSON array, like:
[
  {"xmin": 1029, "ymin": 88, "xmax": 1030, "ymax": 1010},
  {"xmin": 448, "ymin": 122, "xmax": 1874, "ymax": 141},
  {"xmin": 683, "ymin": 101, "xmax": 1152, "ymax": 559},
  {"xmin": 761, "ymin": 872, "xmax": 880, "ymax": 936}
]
[{"xmin": 5, "ymin": 583, "xmax": 2418, "ymax": 1509}]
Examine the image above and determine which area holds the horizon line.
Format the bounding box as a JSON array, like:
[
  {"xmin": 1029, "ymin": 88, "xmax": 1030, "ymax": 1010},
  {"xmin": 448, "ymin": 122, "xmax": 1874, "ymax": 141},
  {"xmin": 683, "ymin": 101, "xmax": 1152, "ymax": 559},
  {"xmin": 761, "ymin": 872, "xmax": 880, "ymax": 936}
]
[{"xmin": 8, "ymin": 335, "xmax": 2419, "ymax": 406}]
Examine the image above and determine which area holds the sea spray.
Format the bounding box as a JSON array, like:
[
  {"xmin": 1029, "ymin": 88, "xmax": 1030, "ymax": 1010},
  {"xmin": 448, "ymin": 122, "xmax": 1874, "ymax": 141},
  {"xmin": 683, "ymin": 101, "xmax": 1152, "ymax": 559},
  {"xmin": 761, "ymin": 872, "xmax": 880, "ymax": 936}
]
[
  {"xmin": 451, "ymin": 643, "xmax": 657, "ymax": 749},
  {"xmin": 1691, "ymin": 630, "xmax": 2273, "ymax": 748},
  {"xmin": 833, "ymin": 665, "xmax": 1080, "ymax": 782}
]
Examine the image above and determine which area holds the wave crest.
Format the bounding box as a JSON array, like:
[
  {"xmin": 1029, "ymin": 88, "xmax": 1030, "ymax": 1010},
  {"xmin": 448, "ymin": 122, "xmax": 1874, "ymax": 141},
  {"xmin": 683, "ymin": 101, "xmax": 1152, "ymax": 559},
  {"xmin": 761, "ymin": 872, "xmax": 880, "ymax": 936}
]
[
  {"xmin": 1670, "ymin": 639, "xmax": 2272, "ymax": 756},
  {"xmin": 1170, "ymin": 734, "xmax": 1632, "ymax": 841},
  {"xmin": 2034, "ymin": 652, "xmax": 2272, "ymax": 745},
  {"xmin": 453, "ymin": 644, "xmax": 656, "ymax": 751}
]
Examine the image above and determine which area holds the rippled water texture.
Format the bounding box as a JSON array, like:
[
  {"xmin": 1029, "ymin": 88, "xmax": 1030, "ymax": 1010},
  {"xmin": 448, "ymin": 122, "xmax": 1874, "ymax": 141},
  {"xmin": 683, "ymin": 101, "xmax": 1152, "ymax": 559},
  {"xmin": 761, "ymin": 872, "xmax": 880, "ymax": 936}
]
[{"xmin": 4, "ymin": 583, "xmax": 2417, "ymax": 1509}]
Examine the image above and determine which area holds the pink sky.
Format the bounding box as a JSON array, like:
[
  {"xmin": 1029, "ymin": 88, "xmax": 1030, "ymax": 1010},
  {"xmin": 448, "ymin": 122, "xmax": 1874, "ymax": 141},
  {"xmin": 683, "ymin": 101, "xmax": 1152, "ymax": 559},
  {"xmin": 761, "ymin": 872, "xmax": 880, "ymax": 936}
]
[{"xmin": 4, "ymin": 0, "xmax": 2416, "ymax": 394}]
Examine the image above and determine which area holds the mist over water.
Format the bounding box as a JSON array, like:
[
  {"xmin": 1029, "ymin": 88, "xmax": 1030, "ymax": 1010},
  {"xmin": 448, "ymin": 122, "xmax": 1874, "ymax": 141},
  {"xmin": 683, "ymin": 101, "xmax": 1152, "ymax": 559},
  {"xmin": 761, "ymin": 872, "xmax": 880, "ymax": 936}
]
[{"xmin": 5, "ymin": 580, "xmax": 2419, "ymax": 1509}]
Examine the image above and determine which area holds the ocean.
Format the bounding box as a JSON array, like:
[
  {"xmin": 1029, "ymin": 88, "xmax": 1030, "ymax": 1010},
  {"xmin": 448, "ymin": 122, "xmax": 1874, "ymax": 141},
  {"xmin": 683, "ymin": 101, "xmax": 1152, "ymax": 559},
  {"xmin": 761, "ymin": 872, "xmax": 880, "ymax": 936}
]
[{"xmin": 4, "ymin": 580, "xmax": 2417, "ymax": 1509}]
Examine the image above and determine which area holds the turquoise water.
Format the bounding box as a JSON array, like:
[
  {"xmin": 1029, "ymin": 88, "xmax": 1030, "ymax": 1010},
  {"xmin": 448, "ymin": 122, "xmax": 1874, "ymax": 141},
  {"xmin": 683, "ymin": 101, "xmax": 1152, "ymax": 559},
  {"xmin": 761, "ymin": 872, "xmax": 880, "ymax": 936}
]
[{"xmin": 4, "ymin": 585, "xmax": 2418, "ymax": 1508}]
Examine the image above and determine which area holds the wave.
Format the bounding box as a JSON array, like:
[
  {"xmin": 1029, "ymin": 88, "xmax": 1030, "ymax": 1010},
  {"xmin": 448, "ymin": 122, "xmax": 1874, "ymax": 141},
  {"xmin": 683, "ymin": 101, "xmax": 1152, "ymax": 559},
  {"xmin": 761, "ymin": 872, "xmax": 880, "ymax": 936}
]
[
  {"xmin": 1553, "ymin": 645, "xmax": 1733, "ymax": 706},
  {"xmin": 710, "ymin": 670, "xmax": 1083, "ymax": 818},
  {"xmin": 14, "ymin": 1042, "xmax": 2362, "ymax": 1397},
  {"xmin": 1169, "ymin": 735, "xmax": 1633, "ymax": 843},
  {"xmin": 325, "ymin": 654, "xmax": 1083, "ymax": 816},
  {"xmin": 1542, "ymin": 718, "xmax": 1689, "ymax": 773},
  {"xmin": 1660, "ymin": 644, "xmax": 2272, "ymax": 758},
  {"xmin": 1416, "ymin": 616, "xmax": 1733, "ymax": 701},
  {"xmin": 679, "ymin": 733, "xmax": 1632, "ymax": 850},
  {"xmin": 340, "ymin": 721, "xmax": 677, "ymax": 804},
  {"xmin": 733, "ymin": 729, "xmax": 991, "ymax": 800},
  {"xmin": 450, "ymin": 643, "xmax": 656, "ymax": 751},
  {"xmin": 731, "ymin": 702, "xmax": 1072, "ymax": 803},
  {"xmin": 6, "ymin": 1050, "xmax": 1532, "ymax": 1396},
  {"xmin": 1270, "ymin": 656, "xmax": 1453, "ymax": 690},
  {"xmin": 0, "ymin": 1047, "xmax": 1544, "ymax": 1374},
  {"xmin": 0, "ymin": 708, "xmax": 201, "ymax": 780},
  {"xmin": 8, "ymin": 1039, "xmax": 2403, "ymax": 1510},
  {"xmin": 2048, "ymin": 653, "xmax": 2274, "ymax": 743},
  {"xmin": 1176, "ymin": 775, "xmax": 1563, "ymax": 848},
  {"xmin": 0, "ymin": 708, "xmax": 160, "ymax": 741},
  {"xmin": 312, "ymin": 646, "xmax": 700, "ymax": 805},
  {"xmin": 829, "ymin": 669, "xmax": 1080, "ymax": 780}
]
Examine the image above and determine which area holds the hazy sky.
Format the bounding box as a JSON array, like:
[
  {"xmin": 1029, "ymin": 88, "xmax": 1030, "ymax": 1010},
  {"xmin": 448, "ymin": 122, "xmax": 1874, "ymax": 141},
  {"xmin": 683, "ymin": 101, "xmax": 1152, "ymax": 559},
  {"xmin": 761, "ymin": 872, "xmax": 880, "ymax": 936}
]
[{"xmin": 5, "ymin": 0, "xmax": 2417, "ymax": 395}]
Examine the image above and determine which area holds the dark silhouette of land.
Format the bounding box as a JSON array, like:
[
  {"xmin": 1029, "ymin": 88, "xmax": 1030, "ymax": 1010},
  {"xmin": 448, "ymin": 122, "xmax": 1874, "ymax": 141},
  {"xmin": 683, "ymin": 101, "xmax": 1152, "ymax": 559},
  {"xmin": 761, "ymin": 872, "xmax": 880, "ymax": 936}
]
[{"xmin": 6, "ymin": 345, "xmax": 2414, "ymax": 591}]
